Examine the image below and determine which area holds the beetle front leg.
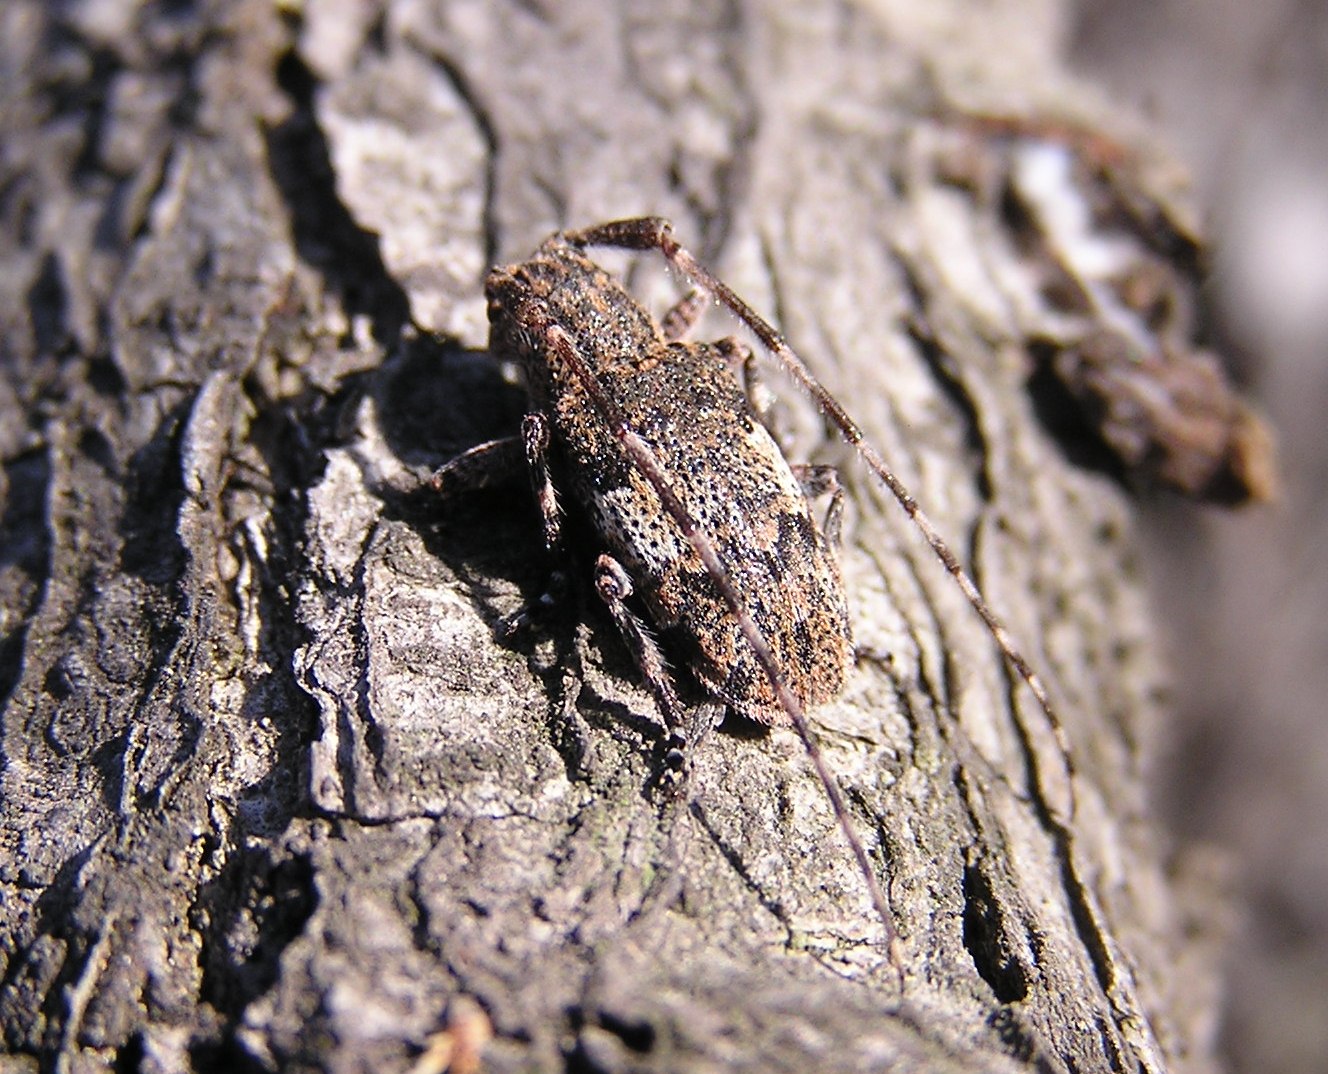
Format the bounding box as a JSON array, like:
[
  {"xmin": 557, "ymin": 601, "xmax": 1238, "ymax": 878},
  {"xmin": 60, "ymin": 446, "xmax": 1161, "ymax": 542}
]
[
  {"xmin": 492, "ymin": 412, "xmax": 568, "ymax": 639},
  {"xmin": 430, "ymin": 435, "xmax": 525, "ymax": 496},
  {"xmin": 521, "ymin": 412, "xmax": 563, "ymax": 555},
  {"xmin": 661, "ymin": 288, "xmax": 707, "ymax": 341}
]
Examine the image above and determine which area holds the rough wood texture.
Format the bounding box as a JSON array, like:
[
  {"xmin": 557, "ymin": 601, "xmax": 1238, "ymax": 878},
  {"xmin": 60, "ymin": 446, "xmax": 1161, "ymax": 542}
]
[{"xmin": 0, "ymin": 2, "xmax": 1231, "ymax": 1072}]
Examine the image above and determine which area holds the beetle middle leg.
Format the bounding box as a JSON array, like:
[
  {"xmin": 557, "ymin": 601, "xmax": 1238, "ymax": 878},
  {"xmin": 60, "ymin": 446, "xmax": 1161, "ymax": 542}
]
[
  {"xmin": 792, "ymin": 463, "xmax": 845, "ymax": 549},
  {"xmin": 592, "ymin": 553, "xmax": 699, "ymax": 772}
]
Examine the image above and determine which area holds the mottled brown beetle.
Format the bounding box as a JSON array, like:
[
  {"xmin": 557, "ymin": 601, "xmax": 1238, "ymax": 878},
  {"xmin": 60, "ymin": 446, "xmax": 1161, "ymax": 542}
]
[
  {"xmin": 484, "ymin": 231, "xmax": 853, "ymax": 728},
  {"xmin": 436, "ymin": 217, "xmax": 1074, "ymax": 961}
]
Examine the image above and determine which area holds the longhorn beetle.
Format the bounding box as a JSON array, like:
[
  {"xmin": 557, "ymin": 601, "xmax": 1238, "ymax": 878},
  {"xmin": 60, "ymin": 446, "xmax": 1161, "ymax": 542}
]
[{"xmin": 434, "ymin": 217, "xmax": 1074, "ymax": 971}]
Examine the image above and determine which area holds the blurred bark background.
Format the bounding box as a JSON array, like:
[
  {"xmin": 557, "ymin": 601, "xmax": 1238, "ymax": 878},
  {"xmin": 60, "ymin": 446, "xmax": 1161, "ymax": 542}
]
[
  {"xmin": 1073, "ymin": 4, "xmax": 1328, "ymax": 1074},
  {"xmin": 0, "ymin": 0, "xmax": 1307, "ymax": 1072}
]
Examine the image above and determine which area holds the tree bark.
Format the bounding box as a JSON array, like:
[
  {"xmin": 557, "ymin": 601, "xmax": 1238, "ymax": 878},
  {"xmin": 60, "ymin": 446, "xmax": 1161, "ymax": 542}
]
[{"xmin": 0, "ymin": 2, "xmax": 1232, "ymax": 1072}]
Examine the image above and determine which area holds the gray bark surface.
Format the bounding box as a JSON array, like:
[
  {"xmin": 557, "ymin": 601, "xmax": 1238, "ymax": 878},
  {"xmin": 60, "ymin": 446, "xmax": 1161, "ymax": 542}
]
[{"xmin": 0, "ymin": 2, "xmax": 1229, "ymax": 1072}]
